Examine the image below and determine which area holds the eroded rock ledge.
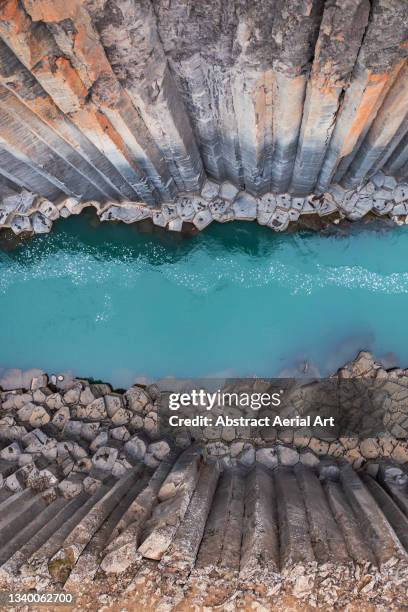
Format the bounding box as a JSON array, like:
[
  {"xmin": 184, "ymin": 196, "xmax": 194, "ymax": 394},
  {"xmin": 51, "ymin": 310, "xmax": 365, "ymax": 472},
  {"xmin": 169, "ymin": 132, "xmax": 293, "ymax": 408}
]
[{"xmin": 1, "ymin": 171, "xmax": 408, "ymax": 236}]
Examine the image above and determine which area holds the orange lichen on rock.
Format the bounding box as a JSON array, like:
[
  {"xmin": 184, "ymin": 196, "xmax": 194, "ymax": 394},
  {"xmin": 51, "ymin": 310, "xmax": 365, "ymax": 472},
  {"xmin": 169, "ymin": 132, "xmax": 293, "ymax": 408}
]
[
  {"xmin": 35, "ymin": 56, "xmax": 87, "ymax": 114},
  {"xmin": 342, "ymin": 68, "xmax": 400, "ymax": 156},
  {"xmin": 21, "ymin": 0, "xmax": 78, "ymax": 22}
]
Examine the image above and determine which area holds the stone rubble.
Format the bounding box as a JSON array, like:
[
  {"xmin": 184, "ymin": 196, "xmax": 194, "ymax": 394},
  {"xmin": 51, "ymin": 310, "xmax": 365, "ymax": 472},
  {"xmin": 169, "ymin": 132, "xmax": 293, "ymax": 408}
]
[
  {"xmin": 0, "ymin": 352, "xmax": 408, "ymax": 485},
  {"xmin": 1, "ymin": 172, "xmax": 408, "ymax": 238}
]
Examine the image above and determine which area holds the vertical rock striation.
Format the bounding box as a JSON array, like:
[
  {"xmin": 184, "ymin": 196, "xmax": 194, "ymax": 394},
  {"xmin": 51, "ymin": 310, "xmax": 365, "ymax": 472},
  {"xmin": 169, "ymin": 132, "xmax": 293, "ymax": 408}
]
[{"xmin": 0, "ymin": 0, "xmax": 406, "ymax": 209}]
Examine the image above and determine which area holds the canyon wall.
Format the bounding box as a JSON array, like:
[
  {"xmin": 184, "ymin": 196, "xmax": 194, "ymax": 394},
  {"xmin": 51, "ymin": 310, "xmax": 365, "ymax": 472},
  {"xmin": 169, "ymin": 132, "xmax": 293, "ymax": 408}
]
[{"xmin": 0, "ymin": 0, "xmax": 406, "ymax": 209}]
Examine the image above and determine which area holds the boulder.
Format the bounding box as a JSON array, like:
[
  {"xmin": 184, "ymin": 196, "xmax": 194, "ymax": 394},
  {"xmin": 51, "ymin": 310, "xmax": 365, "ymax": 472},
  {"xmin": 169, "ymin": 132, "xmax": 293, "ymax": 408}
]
[
  {"xmin": 143, "ymin": 452, "xmax": 160, "ymax": 469},
  {"xmin": 161, "ymin": 204, "xmax": 178, "ymax": 223},
  {"xmin": 168, "ymin": 218, "xmax": 183, "ymax": 232},
  {"xmin": 81, "ymin": 422, "xmax": 101, "ymax": 441},
  {"xmin": 71, "ymin": 443, "xmax": 88, "ymax": 460},
  {"xmin": 110, "ymin": 426, "xmax": 130, "ymax": 442},
  {"xmin": 219, "ymin": 181, "xmax": 239, "ymax": 201},
  {"xmin": 125, "ymin": 387, "xmax": 150, "ymax": 413},
  {"xmin": 221, "ymin": 426, "xmax": 236, "ymax": 442},
  {"xmin": 201, "ymin": 179, "xmax": 220, "ymax": 200},
  {"xmin": 90, "ymin": 431, "xmax": 109, "ymax": 451},
  {"xmin": 74, "ymin": 458, "xmax": 92, "ymax": 474},
  {"xmin": 57, "ymin": 441, "xmax": 74, "ymax": 459},
  {"xmin": 41, "ymin": 439, "xmax": 58, "ymax": 461},
  {"xmin": 124, "ymin": 435, "xmax": 147, "ymax": 461},
  {"xmin": 32, "ymin": 388, "xmax": 51, "ymax": 403},
  {"xmin": 232, "ymin": 192, "xmax": 257, "ymax": 220},
  {"xmin": 18, "ymin": 403, "xmax": 50, "ymax": 427},
  {"xmin": 371, "ymin": 171, "xmax": 385, "ymax": 188},
  {"xmin": 61, "ymin": 197, "xmax": 85, "ymax": 214},
  {"xmin": 46, "ymin": 393, "xmax": 65, "ymax": 411},
  {"xmin": 0, "ymin": 441, "xmax": 21, "ymax": 461},
  {"xmin": 105, "ymin": 394, "xmax": 123, "ymax": 417},
  {"xmin": 308, "ymin": 437, "xmax": 329, "ymax": 455},
  {"xmin": 339, "ymin": 435, "xmax": 358, "ymax": 450},
  {"xmin": 147, "ymin": 440, "xmax": 170, "ymax": 460},
  {"xmin": 276, "ymin": 194, "xmax": 292, "ymax": 210},
  {"xmin": 391, "ymin": 442, "xmax": 408, "ymax": 464},
  {"xmin": 278, "ymin": 429, "xmax": 294, "ymax": 444},
  {"xmin": 152, "ymin": 210, "xmax": 167, "ymax": 227},
  {"xmin": 256, "ymin": 447, "xmax": 278, "ymax": 469},
  {"xmin": 18, "ymin": 453, "xmax": 34, "ymax": 466},
  {"xmin": 38, "ymin": 199, "xmax": 60, "ymax": 220},
  {"xmin": 359, "ymin": 438, "xmax": 380, "ymax": 459},
  {"xmin": 92, "ymin": 446, "xmax": 118, "ymax": 472},
  {"xmin": 208, "ymin": 197, "xmax": 234, "ymax": 222},
  {"xmin": 14, "ymin": 392, "xmax": 34, "ymax": 410},
  {"xmin": 393, "ymin": 183, "xmax": 408, "ymax": 204},
  {"xmin": 293, "ymin": 428, "xmax": 312, "ymax": 448},
  {"xmin": 230, "ymin": 441, "xmax": 245, "ymax": 457},
  {"xmin": 237, "ymin": 444, "xmax": 255, "ymax": 467},
  {"xmin": 328, "ymin": 440, "xmax": 344, "ymax": 457},
  {"xmin": 112, "ymin": 461, "xmax": 129, "ymax": 477},
  {"xmin": 22, "ymin": 428, "xmax": 48, "ymax": 446},
  {"xmin": 206, "ymin": 441, "xmax": 228, "ymax": 456},
  {"xmin": 383, "ymin": 175, "xmax": 397, "ymax": 190},
  {"xmin": 30, "ymin": 374, "xmax": 48, "ymax": 391},
  {"xmin": 64, "ymin": 385, "xmax": 82, "ymax": 405},
  {"xmin": 17, "ymin": 402, "xmax": 38, "ymax": 422},
  {"xmin": 58, "ymin": 478, "xmax": 83, "ymax": 499},
  {"xmin": 51, "ymin": 406, "xmax": 71, "ymax": 430},
  {"xmin": 143, "ymin": 411, "xmax": 158, "ymax": 435},
  {"xmin": 29, "ymin": 406, "xmax": 50, "ymax": 428},
  {"xmin": 300, "ymin": 450, "xmax": 320, "ymax": 467},
  {"xmin": 130, "ymin": 414, "xmax": 144, "ymax": 430},
  {"xmin": 257, "ymin": 193, "xmax": 277, "ymax": 225},
  {"xmin": 11, "ymin": 215, "xmax": 33, "ymax": 235},
  {"xmin": 193, "ymin": 209, "xmax": 213, "ymax": 230},
  {"xmin": 63, "ymin": 420, "xmax": 82, "ymax": 437},
  {"xmin": 31, "ymin": 212, "xmax": 52, "ymax": 233},
  {"xmin": 267, "ymin": 210, "xmax": 289, "ymax": 231},
  {"xmin": 100, "ymin": 205, "xmax": 150, "ymax": 223},
  {"xmin": 79, "ymin": 386, "xmax": 96, "ymax": 405},
  {"xmin": 176, "ymin": 198, "xmax": 195, "ymax": 221},
  {"xmin": 111, "ymin": 408, "xmax": 132, "ymax": 426},
  {"xmin": 83, "ymin": 476, "xmax": 101, "ymax": 494},
  {"xmin": 277, "ymin": 445, "xmax": 299, "ymax": 466},
  {"xmin": 76, "ymin": 398, "xmax": 107, "ymax": 420}
]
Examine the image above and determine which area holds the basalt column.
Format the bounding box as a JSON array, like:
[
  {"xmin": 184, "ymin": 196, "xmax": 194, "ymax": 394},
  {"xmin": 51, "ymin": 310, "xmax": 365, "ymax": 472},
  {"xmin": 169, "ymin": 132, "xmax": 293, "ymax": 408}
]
[{"xmin": 0, "ymin": 0, "xmax": 406, "ymax": 207}]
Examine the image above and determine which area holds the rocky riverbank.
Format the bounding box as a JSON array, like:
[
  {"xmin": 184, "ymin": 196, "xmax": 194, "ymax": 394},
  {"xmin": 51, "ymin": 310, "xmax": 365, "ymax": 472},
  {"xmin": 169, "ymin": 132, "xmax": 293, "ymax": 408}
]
[
  {"xmin": 1, "ymin": 351, "xmax": 407, "ymax": 486},
  {"xmin": 1, "ymin": 351, "xmax": 408, "ymax": 609},
  {"xmin": 1, "ymin": 172, "xmax": 408, "ymax": 238}
]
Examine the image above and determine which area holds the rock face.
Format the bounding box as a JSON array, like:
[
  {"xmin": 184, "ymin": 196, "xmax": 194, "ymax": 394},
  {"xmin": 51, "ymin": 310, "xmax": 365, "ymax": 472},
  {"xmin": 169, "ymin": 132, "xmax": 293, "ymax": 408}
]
[
  {"xmin": 0, "ymin": 0, "xmax": 406, "ymax": 234},
  {"xmin": 0, "ymin": 358, "xmax": 408, "ymax": 607}
]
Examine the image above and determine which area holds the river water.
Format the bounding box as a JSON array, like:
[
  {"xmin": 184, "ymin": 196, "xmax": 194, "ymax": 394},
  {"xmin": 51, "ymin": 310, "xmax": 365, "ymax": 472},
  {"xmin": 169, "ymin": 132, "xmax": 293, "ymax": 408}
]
[{"xmin": 1, "ymin": 212, "xmax": 407, "ymax": 387}]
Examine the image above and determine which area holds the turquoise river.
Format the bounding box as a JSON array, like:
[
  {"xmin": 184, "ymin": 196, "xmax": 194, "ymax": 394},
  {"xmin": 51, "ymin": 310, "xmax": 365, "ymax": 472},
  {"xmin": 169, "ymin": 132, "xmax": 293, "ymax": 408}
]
[{"xmin": 1, "ymin": 212, "xmax": 407, "ymax": 387}]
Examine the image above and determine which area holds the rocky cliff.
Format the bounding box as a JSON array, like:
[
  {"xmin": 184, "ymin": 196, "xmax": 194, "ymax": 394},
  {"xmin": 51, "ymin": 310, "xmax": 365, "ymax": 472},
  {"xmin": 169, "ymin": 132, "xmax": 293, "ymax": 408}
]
[
  {"xmin": 1, "ymin": 356, "xmax": 408, "ymax": 608},
  {"xmin": 0, "ymin": 0, "xmax": 407, "ymax": 231}
]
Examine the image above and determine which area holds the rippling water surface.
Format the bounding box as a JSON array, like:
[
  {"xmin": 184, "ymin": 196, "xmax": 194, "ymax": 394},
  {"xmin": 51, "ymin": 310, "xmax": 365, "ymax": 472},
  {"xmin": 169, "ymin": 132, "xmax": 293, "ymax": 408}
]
[{"xmin": 1, "ymin": 212, "xmax": 407, "ymax": 387}]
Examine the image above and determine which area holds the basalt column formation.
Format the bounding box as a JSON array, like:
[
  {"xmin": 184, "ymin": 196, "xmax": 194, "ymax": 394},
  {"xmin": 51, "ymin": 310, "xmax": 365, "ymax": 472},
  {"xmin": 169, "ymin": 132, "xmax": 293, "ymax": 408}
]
[
  {"xmin": 0, "ymin": 0, "xmax": 406, "ymax": 234},
  {"xmin": 1, "ymin": 352, "xmax": 408, "ymax": 609}
]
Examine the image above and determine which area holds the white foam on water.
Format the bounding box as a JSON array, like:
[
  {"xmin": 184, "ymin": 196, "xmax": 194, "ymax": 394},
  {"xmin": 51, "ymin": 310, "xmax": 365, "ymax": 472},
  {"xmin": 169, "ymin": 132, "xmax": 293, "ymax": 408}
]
[{"xmin": 2, "ymin": 231, "xmax": 408, "ymax": 297}]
